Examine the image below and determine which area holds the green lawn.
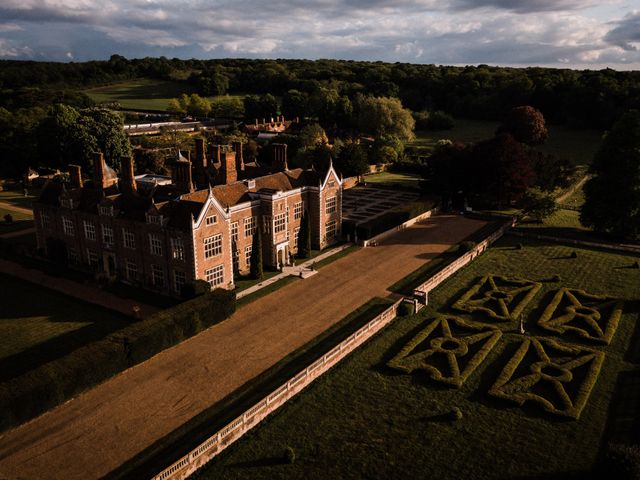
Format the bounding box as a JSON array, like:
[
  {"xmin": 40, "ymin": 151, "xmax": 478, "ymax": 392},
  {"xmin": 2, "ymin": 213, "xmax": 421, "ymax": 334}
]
[
  {"xmin": 0, "ymin": 207, "xmax": 33, "ymax": 234},
  {"xmin": 0, "ymin": 187, "xmax": 39, "ymax": 209},
  {"xmin": 409, "ymin": 119, "xmax": 603, "ymax": 166},
  {"xmin": 363, "ymin": 171, "xmax": 422, "ymax": 189},
  {"xmin": 193, "ymin": 236, "xmax": 640, "ymax": 480},
  {"xmin": 84, "ymin": 79, "xmax": 245, "ymax": 112},
  {"xmin": 0, "ymin": 274, "xmax": 129, "ymax": 381}
]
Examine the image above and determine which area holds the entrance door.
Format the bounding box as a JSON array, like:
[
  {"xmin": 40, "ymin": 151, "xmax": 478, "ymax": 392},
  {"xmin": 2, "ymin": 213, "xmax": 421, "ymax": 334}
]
[{"xmin": 104, "ymin": 253, "xmax": 116, "ymax": 277}]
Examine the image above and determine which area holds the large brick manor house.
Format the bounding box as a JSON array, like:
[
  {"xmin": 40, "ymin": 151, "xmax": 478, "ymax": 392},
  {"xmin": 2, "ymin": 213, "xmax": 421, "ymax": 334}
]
[{"xmin": 33, "ymin": 139, "xmax": 343, "ymax": 295}]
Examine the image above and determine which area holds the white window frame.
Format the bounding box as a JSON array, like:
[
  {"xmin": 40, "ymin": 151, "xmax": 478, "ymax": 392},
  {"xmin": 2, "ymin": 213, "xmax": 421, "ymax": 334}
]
[
  {"xmin": 149, "ymin": 234, "xmax": 163, "ymax": 256},
  {"xmin": 274, "ymin": 213, "xmax": 286, "ymax": 234},
  {"xmin": 326, "ymin": 219, "xmax": 337, "ymax": 240},
  {"xmin": 83, "ymin": 220, "xmax": 96, "ymax": 241},
  {"xmin": 205, "ymin": 215, "xmax": 217, "ymax": 226},
  {"xmin": 171, "ymin": 237, "xmax": 185, "ymax": 261},
  {"xmin": 231, "ymin": 221, "xmax": 239, "ymax": 242},
  {"xmin": 125, "ymin": 260, "xmax": 138, "ymax": 281},
  {"xmin": 123, "ymin": 228, "xmax": 136, "ymax": 249},
  {"xmin": 62, "ymin": 217, "xmax": 74, "ymax": 236},
  {"xmin": 205, "ymin": 265, "xmax": 224, "ymax": 287},
  {"xmin": 294, "ymin": 227, "xmax": 300, "ymax": 249},
  {"xmin": 244, "ymin": 216, "xmax": 256, "ymax": 237},
  {"xmin": 174, "ymin": 270, "xmax": 186, "ymax": 292},
  {"xmin": 40, "ymin": 211, "xmax": 50, "ymax": 229},
  {"xmin": 151, "ymin": 265, "xmax": 164, "ymax": 287},
  {"xmin": 245, "ymin": 245, "xmax": 252, "ymax": 267},
  {"xmin": 294, "ymin": 201, "xmax": 303, "ymax": 220},
  {"xmin": 102, "ymin": 225, "xmax": 114, "ymax": 248},
  {"xmin": 204, "ymin": 234, "xmax": 222, "ymax": 259},
  {"xmin": 99, "ymin": 205, "xmax": 114, "ymax": 217},
  {"xmin": 326, "ymin": 196, "xmax": 337, "ymax": 214},
  {"xmin": 87, "ymin": 249, "xmax": 99, "ymax": 268}
]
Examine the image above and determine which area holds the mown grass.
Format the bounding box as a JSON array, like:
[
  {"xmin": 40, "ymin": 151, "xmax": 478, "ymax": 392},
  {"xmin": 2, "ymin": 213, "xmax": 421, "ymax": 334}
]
[
  {"xmin": 363, "ymin": 171, "xmax": 422, "ymax": 189},
  {"xmin": 409, "ymin": 119, "xmax": 603, "ymax": 166},
  {"xmin": 111, "ymin": 297, "xmax": 395, "ymax": 479},
  {"xmin": 193, "ymin": 236, "xmax": 640, "ymax": 480},
  {"xmin": 0, "ymin": 187, "xmax": 39, "ymax": 209},
  {"xmin": 0, "ymin": 274, "xmax": 129, "ymax": 380},
  {"xmin": 84, "ymin": 78, "xmax": 245, "ymax": 112},
  {"xmin": 0, "ymin": 207, "xmax": 33, "ymax": 233}
]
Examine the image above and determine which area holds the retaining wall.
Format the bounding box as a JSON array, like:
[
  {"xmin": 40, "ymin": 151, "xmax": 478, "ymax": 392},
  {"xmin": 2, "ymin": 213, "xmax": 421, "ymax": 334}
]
[
  {"xmin": 360, "ymin": 207, "xmax": 439, "ymax": 247},
  {"xmin": 152, "ymin": 299, "xmax": 402, "ymax": 480}
]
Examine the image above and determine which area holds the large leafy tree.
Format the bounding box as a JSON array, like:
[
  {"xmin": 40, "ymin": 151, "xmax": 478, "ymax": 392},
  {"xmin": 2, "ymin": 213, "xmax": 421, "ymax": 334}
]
[
  {"xmin": 356, "ymin": 95, "xmax": 415, "ymax": 141},
  {"xmin": 37, "ymin": 105, "xmax": 131, "ymax": 173},
  {"xmin": 336, "ymin": 142, "xmax": 369, "ymax": 177},
  {"xmin": 581, "ymin": 110, "xmax": 640, "ymax": 240},
  {"xmin": 499, "ymin": 105, "xmax": 548, "ymax": 146}
]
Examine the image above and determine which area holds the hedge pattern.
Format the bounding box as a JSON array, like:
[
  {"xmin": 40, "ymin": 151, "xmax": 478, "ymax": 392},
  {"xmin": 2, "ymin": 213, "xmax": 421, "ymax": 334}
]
[
  {"xmin": 537, "ymin": 288, "xmax": 624, "ymax": 345},
  {"xmin": 452, "ymin": 275, "xmax": 542, "ymax": 322},
  {"xmin": 489, "ymin": 337, "xmax": 604, "ymax": 419},
  {"xmin": 388, "ymin": 315, "xmax": 502, "ymax": 388}
]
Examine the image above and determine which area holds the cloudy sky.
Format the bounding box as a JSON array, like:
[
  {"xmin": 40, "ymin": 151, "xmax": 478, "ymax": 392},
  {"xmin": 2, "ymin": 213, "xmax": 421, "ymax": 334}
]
[{"xmin": 0, "ymin": 0, "xmax": 638, "ymax": 69}]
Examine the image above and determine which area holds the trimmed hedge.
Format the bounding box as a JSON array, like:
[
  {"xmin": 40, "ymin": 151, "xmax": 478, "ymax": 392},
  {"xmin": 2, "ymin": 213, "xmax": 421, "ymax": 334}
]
[
  {"xmin": 489, "ymin": 337, "xmax": 604, "ymax": 419},
  {"xmin": 537, "ymin": 288, "xmax": 624, "ymax": 345},
  {"xmin": 452, "ymin": 274, "xmax": 542, "ymax": 322},
  {"xmin": 356, "ymin": 198, "xmax": 437, "ymax": 240},
  {"xmin": 388, "ymin": 315, "xmax": 502, "ymax": 388},
  {"xmin": 0, "ymin": 288, "xmax": 236, "ymax": 433}
]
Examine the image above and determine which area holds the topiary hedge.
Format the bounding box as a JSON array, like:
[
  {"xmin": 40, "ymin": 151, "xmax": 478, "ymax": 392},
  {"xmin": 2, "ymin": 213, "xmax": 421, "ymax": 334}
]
[
  {"xmin": 489, "ymin": 337, "xmax": 604, "ymax": 419},
  {"xmin": 0, "ymin": 288, "xmax": 236, "ymax": 433}
]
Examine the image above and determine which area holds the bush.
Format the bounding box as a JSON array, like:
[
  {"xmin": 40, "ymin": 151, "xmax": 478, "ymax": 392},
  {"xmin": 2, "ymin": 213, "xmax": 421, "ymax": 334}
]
[
  {"xmin": 515, "ymin": 243, "xmax": 523, "ymax": 250},
  {"xmin": 284, "ymin": 446, "xmax": 296, "ymax": 464},
  {"xmin": 180, "ymin": 279, "xmax": 211, "ymax": 299},
  {"xmin": 632, "ymin": 261, "xmax": 639, "ymax": 269},
  {"xmin": 570, "ymin": 251, "xmax": 578, "ymax": 258},
  {"xmin": 551, "ymin": 274, "xmax": 562, "ymax": 282},
  {"xmin": 0, "ymin": 288, "xmax": 236, "ymax": 432},
  {"xmin": 450, "ymin": 407, "xmax": 463, "ymax": 421},
  {"xmin": 397, "ymin": 301, "xmax": 415, "ymax": 317}
]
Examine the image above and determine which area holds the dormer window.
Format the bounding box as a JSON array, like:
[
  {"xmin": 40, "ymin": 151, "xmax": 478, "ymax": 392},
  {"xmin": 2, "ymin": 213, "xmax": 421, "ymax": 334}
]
[
  {"xmin": 61, "ymin": 198, "xmax": 74, "ymax": 209},
  {"xmin": 99, "ymin": 205, "xmax": 114, "ymax": 217},
  {"xmin": 327, "ymin": 180, "xmax": 335, "ymax": 188},
  {"xmin": 146, "ymin": 213, "xmax": 163, "ymax": 225}
]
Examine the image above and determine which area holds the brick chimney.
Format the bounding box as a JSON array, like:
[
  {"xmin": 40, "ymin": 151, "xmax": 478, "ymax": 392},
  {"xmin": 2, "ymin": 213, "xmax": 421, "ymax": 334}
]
[
  {"xmin": 120, "ymin": 155, "xmax": 137, "ymax": 195},
  {"xmin": 232, "ymin": 141, "xmax": 244, "ymax": 172},
  {"xmin": 173, "ymin": 155, "xmax": 194, "ymax": 193},
  {"xmin": 212, "ymin": 145, "xmax": 222, "ymax": 167},
  {"xmin": 69, "ymin": 165, "xmax": 83, "ymax": 189},
  {"xmin": 194, "ymin": 138, "xmax": 209, "ymax": 188},
  {"xmin": 93, "ymin": 152, "xmax": 108, "ymax": 190},
  {"xmin": 272, "ymin": 143, "xmax": 288, "ymax": 172},
  {"xmin": 221, "ymin": 150, "xmax": 237, "ymax": 184}
]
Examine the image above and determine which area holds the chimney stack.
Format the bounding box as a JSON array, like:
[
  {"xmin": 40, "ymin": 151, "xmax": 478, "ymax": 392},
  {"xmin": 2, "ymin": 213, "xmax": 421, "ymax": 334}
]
[
  {"xmin": 69, "ymin": 165, "xmax": 83, "ymax": 189},
  {"xmin": 221, "ymin": 150, "xmax": 237, "ymax": 185},
  {"xmin": 93, "ymin": 152, "xmax": 108, "ymax": 190},
  {"xmin": 212, "ymin": 145, "xmax": 222, "ymax": 167},
  {"xmin": 272, "ymin": 143, "xmax": 288, "ymax": 172},
  {"xmin": 232, "ymin": 141, "xmax": 245, "ymax": 172},
  {"xmin": 120, "ymin": 156, "xmax": 137, "ymax": 194},
  {"xmin": 195, "ymin": 138, "xmax": 207, "ymax": 169},
  {"xmin": 173, "ymin": 155, "xmax": 194, "ymax": 193}
]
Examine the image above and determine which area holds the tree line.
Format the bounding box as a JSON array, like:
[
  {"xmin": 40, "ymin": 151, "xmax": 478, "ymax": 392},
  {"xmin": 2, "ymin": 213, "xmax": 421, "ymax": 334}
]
[{"xmin": 1, "ymin": 56, "xmax": 639, "ymax": 129}]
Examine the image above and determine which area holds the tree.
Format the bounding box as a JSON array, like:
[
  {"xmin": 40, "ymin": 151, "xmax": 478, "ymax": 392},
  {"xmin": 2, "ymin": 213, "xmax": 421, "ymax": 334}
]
[
  {"xmin": 356, "ymin": 96, "xmax": 415, "ymax": 141},
  {"xmin": 298, "ymin": 123, "xmax": 328, "ymax": 149},
  {"xmin": 520, "ymin": 188, "xmax": 557, "ymax": 222},
  {"xmin": 297, "ymin": 211, "xmax": 311, "ymax": 259},
  {"xmin": 336, "ymin": 142, "xmax": 369, "ymax": 177},
  {"xmin": 249, "ymin": 226, "xmax": 263, "ymax": 280},
  {"xmin": 581, "ymin": 110, "xmax": 640, "ymax": 240},
  {"xmin": 244, "ymin": 94, "xmax": 278, "ymax": 122},
  {"xmin": 471, "ymin": 133, "xmax": 536, "ymax": 207},
  {"xmin": 500, "ymin": 105, "xmax": 548, "ymax": 146}
]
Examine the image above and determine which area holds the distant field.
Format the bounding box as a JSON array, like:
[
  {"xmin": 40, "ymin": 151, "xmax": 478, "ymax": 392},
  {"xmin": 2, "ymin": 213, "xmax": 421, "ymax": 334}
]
[
  {"xmin": 84, "ymin": 79, "xmax": 245, "ymax": 112},
  {"xmin": 410, "ymin": 119, "xmax": 603, "ymax": 166},
  {"xmin": 363, "ymin": 171, "xmax": 421, "ymax": 189},
  {"xmin": 193, "ymin": 236, "xmax": 640, "ymax": 480},
  {"xmin": 0, "ymin": 207, "xmax": 33, "ymax": 234},
  {"xmin": 0, "ymin": 275, "xmax": 129, "ymax": 381}
]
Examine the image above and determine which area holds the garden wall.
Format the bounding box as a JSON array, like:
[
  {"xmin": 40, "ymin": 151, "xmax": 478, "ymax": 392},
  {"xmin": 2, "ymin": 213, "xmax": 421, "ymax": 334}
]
[
  {"xmin": 413, "ymin": 219, "xmax": 514, "ymax": 296},
  {"xmin": 360, "ymin": 207, "xmax": 439, "ymax": 247},
  {"xmin": 151, "ymin": 299, "xmax": 402, "ymax": 480}
]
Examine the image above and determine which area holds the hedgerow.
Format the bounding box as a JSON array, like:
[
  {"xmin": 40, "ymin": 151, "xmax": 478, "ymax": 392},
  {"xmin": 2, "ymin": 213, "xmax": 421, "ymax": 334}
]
[
  {"xmin": 452, "ymin": 275, "xmax": 542, "ymax": 322},
  {"xmin": 489, "ymin": 337, "xmax": 604, "ymax": 419},
  {"xmin": 537, "ymin": 288, "xmax": 624, "ymax": 345},
  {"xmin": 388, "ymin": 315, "xmax": 501, "ymax": 388}
]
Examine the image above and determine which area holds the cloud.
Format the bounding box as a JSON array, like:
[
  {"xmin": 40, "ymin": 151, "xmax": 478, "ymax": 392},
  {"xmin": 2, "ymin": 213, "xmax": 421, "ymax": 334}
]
[
  {"xmin": 605, "ymin": 11, "xmax": 640, "ymax": 51},
  {"xmin": 0, "ymin": 0, "xmax": 636, "ymax": 69}
]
